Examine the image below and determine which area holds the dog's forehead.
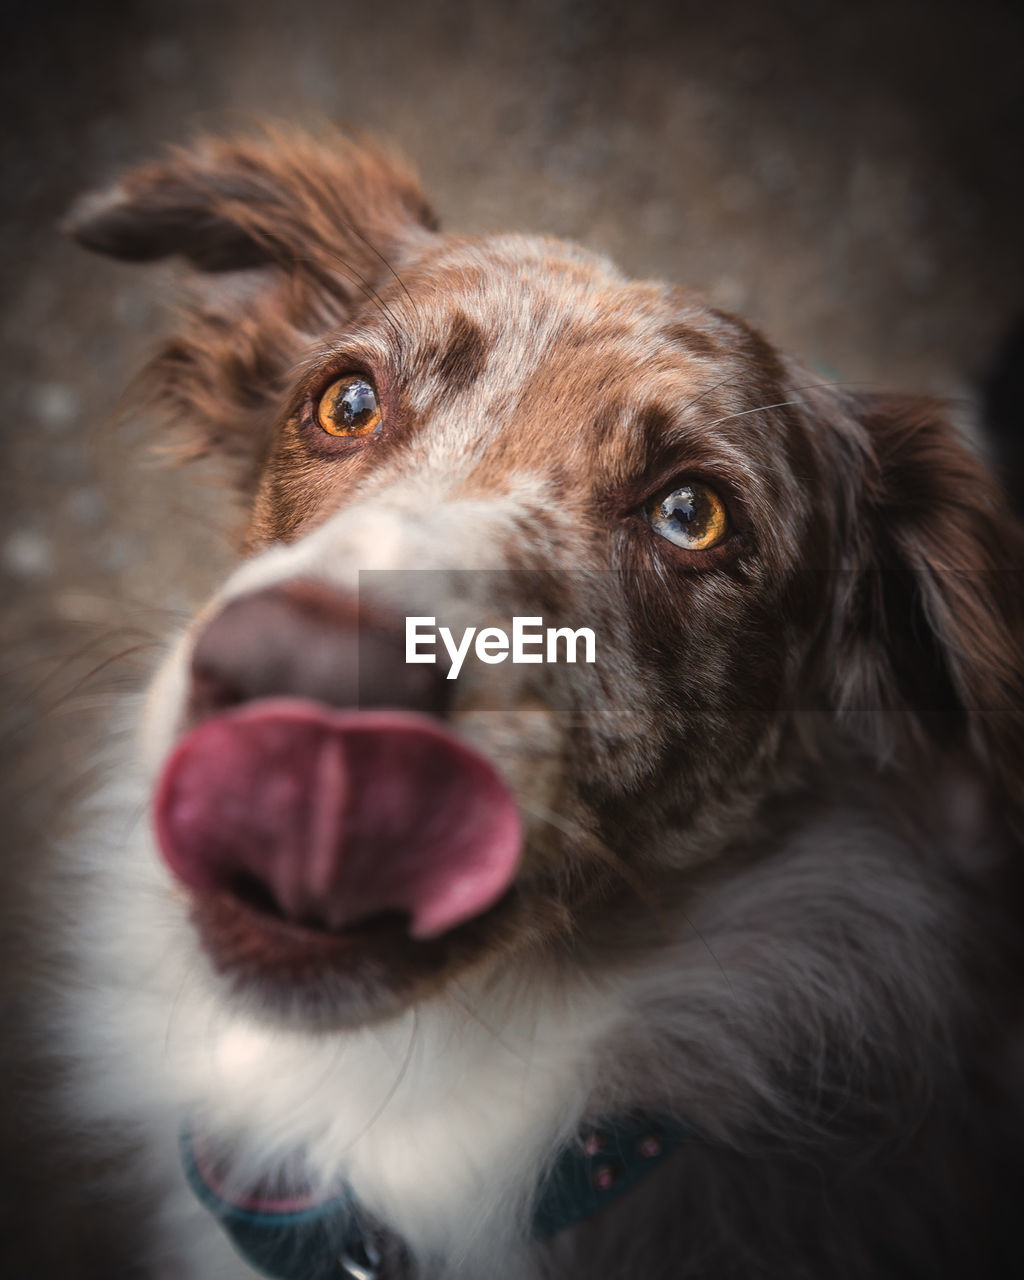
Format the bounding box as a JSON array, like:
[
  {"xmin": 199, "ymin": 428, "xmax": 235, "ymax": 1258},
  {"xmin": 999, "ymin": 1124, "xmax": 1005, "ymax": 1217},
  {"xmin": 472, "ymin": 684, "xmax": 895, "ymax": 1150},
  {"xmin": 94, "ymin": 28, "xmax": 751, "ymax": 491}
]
[
  {"xmin": 338, "ymin": 233, "xmax": 786, "ymax": 457},
  {"xmin": 255, "ymin": 234, "xmax": 801, "ymax": 547},
  {"xmin": 388, "ymin": 234, "xmax": 741, "ymax": 381}
]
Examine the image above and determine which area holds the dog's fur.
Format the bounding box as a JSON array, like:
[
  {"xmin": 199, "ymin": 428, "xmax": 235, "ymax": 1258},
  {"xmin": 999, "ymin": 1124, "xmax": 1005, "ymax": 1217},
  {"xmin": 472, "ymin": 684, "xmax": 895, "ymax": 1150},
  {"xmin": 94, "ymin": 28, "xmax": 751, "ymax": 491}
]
[{"xmin": 57, "ymin": 127, "xmax": 1024, "ymax": 1279}]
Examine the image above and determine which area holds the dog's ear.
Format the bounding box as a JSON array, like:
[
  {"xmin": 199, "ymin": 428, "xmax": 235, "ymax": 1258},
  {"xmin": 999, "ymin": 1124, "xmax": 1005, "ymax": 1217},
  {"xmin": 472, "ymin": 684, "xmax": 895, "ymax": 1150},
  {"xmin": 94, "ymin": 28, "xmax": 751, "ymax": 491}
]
[
  {"xmin": 64, "ymin": 127, "xmax": 437, "ymax": 484},
  {"xmin": 65, "ymin": 126, "xmax": 437, "ymax": 274},
  {"xmin": 831, "ymin": 393, "xmax": 1024, "ymax": 828}
]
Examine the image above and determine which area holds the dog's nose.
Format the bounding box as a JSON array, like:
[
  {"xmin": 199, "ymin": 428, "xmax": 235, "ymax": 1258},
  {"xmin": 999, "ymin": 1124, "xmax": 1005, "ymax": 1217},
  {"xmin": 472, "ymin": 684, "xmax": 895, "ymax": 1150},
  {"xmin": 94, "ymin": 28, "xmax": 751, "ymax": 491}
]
[{"xmin": 188, "ymin": 581, "xmax": 451, "ymax": 720}]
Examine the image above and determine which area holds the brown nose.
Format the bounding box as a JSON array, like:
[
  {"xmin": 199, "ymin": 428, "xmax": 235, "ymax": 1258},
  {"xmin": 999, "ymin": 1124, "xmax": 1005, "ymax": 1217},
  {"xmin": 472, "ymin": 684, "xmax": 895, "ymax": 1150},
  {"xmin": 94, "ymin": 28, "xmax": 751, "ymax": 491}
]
[{"xmin": 188, "ymin": 581, "xmax": 451, "ymax": 721}]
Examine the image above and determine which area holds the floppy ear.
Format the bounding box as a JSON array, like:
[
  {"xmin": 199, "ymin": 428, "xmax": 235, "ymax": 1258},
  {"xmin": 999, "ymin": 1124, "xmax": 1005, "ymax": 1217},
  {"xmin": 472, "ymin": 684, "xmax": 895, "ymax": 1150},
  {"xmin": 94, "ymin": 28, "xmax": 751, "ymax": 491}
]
[
  {"xmin": 64, "ymin": 126, "xmax": 437, "ymax": 484},
  {"xmin": 831, "ymin": 393, "xmax": 1024, "ymax": 830}
]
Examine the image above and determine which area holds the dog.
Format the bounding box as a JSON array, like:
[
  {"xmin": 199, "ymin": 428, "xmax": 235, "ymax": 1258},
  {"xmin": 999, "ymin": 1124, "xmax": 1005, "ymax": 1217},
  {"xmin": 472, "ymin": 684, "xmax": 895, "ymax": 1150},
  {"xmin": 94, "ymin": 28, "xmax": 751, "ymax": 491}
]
[{"xmin": 56, "ymin": 126, "xmax": 1024, "ymax": 1279}]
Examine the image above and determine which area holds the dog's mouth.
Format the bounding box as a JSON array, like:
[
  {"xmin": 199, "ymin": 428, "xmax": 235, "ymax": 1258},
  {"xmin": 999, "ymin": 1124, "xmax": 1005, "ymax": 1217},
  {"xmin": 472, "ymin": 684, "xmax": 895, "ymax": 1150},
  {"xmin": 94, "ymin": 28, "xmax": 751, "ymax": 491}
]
[{"xmin": 153, "ymin": 700, "xmax": 524, "ymax": 1023}]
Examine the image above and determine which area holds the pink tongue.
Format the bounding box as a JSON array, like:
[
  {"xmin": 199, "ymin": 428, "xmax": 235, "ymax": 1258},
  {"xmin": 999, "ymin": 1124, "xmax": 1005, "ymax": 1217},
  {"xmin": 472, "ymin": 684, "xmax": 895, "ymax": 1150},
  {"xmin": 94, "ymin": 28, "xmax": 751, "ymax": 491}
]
[{"xmin": 153, "ymin": 701, "xmax": 522, "ymax": 939}]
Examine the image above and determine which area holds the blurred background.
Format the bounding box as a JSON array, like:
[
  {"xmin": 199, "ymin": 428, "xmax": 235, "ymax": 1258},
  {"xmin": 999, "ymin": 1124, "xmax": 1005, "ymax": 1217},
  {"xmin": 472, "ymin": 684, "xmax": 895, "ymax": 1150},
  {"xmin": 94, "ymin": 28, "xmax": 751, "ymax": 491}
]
[{"xmin": 1, "ymin": 0, "xmax": 1023, "ymax": 1272}]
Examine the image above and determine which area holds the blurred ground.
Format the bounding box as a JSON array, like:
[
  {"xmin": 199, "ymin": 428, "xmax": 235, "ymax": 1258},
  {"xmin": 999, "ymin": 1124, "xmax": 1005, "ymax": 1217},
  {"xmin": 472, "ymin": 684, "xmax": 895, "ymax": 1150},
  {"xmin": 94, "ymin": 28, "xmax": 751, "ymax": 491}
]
[{"xmin": 1, "ymin": 0, "xmax": 1023, "ymax": 1273}]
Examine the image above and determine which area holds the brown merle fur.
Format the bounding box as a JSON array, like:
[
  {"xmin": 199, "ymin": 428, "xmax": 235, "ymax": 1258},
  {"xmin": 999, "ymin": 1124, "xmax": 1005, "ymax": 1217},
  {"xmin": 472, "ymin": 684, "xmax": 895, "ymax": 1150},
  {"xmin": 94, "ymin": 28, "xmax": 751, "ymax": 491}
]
[{"xmin": 64, "ymin": 127, "xmax": 1024, "ymax": 1279}]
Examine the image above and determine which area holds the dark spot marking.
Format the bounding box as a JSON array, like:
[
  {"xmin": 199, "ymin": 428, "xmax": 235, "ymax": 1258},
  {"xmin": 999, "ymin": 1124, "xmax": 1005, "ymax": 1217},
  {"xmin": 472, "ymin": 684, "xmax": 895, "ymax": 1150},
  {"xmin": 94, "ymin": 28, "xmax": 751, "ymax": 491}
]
[
  {"xmin": 635, "ymin": 402, "xmax": 679, "ymax": 455},
  {"xmin": 591, "ymin": 398, "xmax": 626, "ymax": 447},
  {"xmin": 706, "ymin": 308, "xmax": 786, "ymax": 383},
  {"xmin": 663, "ymin": 322, "xmax": 720, "ymax": 361},
  {"xmin": 425, "ymin": 312, "xmax": 488, "ymax": 393}
]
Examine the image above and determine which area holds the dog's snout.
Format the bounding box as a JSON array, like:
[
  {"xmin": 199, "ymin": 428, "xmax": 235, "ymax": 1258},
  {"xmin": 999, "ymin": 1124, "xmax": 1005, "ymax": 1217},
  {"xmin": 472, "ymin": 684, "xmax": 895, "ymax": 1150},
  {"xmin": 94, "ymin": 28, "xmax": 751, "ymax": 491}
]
[{"xmin": 188, "ymin": 581, "xmax": 451, "ymax": 720}]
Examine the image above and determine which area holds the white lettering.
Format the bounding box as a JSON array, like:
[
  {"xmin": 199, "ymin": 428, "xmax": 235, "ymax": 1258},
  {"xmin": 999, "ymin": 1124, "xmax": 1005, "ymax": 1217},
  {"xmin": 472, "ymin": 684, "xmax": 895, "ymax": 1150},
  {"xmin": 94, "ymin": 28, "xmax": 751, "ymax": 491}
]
[
  {"xmin": 405, "ymin": 617, "xmax": 597, "ymax": 676},
  {"xmin": 512, "ymin": 616, "xmax": 544, "ymax": 663},
  {"xmin": 475, "ymin": 627, "xmax": 509, "ymax": 663},
  {"xmin": 406, "ymin": 617, "xmax": 437, "ymax": 663},
  {"xmin": 546, "ymin": 627, "xmax": 596, "ymax": 664},
  {"xmin": 439, "ymin": 625, "xmax": 477, "ymax": 679}
]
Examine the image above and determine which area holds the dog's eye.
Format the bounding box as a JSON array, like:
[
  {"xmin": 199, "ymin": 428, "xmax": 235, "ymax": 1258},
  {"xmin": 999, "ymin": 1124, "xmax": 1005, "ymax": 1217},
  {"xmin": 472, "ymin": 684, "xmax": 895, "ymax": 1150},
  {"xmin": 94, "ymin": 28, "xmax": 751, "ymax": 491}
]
[
  {"xmin": 316, "ymin": 376, "xmax": 382, "ymax": 437},
  {"xmin": 645, "ymin": 481, "xmax": 729, "ymax": 550}
]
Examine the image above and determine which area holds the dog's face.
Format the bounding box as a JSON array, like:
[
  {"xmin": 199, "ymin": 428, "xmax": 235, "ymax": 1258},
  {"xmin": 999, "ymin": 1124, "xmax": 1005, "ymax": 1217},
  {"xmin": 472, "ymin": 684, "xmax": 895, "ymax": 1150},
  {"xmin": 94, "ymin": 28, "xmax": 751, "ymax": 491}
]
[{"xmin": 69, "ymin": 129, "xmax": 1024, "ymax": 1033}]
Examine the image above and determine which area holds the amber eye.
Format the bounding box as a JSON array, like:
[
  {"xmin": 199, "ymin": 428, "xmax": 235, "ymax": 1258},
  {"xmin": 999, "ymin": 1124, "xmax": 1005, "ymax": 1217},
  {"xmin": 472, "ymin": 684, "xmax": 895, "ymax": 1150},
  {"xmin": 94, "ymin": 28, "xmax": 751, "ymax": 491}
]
[
  {"xmin": 316, "ymin": 376, "xmax": 382, "ymax": 437},
  {"xmin": 644, "ymin": 481, "xmax": 729, "ymax": 550}
]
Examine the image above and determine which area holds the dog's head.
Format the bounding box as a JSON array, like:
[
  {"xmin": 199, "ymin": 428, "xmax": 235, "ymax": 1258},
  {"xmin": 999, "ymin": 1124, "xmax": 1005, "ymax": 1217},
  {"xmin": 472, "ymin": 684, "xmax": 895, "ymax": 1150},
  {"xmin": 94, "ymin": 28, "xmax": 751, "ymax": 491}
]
[{"xmin": 68, "ymin": 128, "xmax": 1024, "ymax": 1031}]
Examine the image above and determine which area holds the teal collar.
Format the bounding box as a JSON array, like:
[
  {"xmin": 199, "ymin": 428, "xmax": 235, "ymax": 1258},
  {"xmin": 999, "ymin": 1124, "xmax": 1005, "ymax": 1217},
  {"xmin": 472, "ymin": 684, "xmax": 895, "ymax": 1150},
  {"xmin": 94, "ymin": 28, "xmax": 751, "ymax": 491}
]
[{"xmin": 183, "ymin": 1114, "xmax": 687, "ymax": 1279}]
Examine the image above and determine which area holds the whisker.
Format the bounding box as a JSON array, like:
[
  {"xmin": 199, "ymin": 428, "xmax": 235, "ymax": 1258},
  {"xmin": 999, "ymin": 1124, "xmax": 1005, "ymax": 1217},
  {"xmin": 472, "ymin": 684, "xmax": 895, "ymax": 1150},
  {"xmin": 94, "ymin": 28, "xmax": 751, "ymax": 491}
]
[
  {"xmin": 697, "ymin": 399, "xmax": 802, "ymax": 431},
  {"xmin": 344, "ymin": 1009, "xmax": 419, "ymax": 1144},
  {"xmin": 1, "ymin": 630, "xmax": 149, "ymax": 692},
  {"xmin": 27, "ymin": 641, "xmax": 156, "ymax": 718},
  {"xmin": 520, "ymin": 800, "xmax": 737, "ymax": 1000},
  {"xmin": 518, "ymin": 799, "xmax": 673, "ymax": 939},
  {"xmin": 0, "ymin": 641, "xmax": 161, "ymax": 753},
  {"xmin": 446, "ymin": 978, "xmax": 535, "ymax": 1065},
  {"xmin": 677, "ymin": 373, "xmax": 741, "ymax": 417},
  {"xmin": 319, "ymin": 244, "xmax": 406, "ymax": 341},
  {"xmin": 695, "ymin": 379, "xmax": 932, "ymax": 435},
  {"xmin": 343, "ymin": 221, "xmax": 416, "ymax": 311},
  {"xmin": 285, "ymin": 244, "xmax": 405, "ymax": 345},
  {"xmin": 676, "ymin": 907, "xmax": 737, "ymax": 1001}
]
